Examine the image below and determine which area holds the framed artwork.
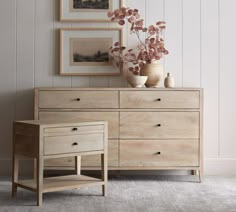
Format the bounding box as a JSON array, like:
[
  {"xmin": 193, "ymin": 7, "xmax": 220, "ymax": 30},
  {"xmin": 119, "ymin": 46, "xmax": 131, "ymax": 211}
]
[
  {"xmin": 60, "ymin": 0, "xmax": 122, "ymax": 22},
  {"xmin": 60, "ymin": 28, "xmax": 123, "ymax": 76}
]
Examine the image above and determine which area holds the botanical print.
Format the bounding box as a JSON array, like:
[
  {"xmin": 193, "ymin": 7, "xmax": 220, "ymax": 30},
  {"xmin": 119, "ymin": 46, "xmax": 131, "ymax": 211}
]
[
  {"xmin": 73, "ymin": 0, "xmax": 109, "ymax": 10},
  {"xmin": 69, "ymin": 37, "xmax": 112, "ymax": 66}
]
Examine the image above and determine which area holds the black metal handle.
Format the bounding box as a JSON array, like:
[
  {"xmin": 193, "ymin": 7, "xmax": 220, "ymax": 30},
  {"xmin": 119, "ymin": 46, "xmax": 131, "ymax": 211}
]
[
  {"xmin": 72, "ymin": 142, "xmax": 78, "ymax": 146},
  {"xmin": 76, "ymin": 98, "xmax": 80, "ymax": 101},
  {"xmin": 156, "ymin": 152, "xmax": 161, "ymax": 155},
  {"xmin": 156, "ymin": 98, "xmax": 161, "ymax": 101},
  {"xmin": 72, "ymin": 127, "xmax": 78, "ymax": 131},
  {"xmin": 156, "ymin": 124, "xmax": 161, "ymax": 127}
]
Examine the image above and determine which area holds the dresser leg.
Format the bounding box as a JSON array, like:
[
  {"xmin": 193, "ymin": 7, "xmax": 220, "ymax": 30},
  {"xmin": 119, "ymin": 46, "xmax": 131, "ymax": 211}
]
[
  {"xmin": 101, "ymin": 154, "xmax": 107, "ymax": 196},
  {"xmin": 12, "ymin": 155, "xmax": 19, "ymax": 197},
  {"xmin": 199, "ymin": 169, "xmax": 203, "ymax": 183},
  {"xmin": 102, "ymin": 185, "xmax": 107, "ymax": 196},
  {"xmin": 75, "ymin": 156, "xmax": 81, "ymax": 175},
  {"xmin": 36, "ymin": 157, "xmax": 44, "ymax": 206},
  {"xmin": 33, "ymin": 158, "xmax": 37, "ymax": 180}
]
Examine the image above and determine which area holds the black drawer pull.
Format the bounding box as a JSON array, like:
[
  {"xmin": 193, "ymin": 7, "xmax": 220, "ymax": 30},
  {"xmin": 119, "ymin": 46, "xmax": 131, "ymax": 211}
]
[
  {"xmin": 72, "ymin": 128, "xmax": 78, "ymax": 131},
  {"xmin": 72, "ymin": 142, "xmax": 78, "ymax": 146},
  {"xmin": 156, "ymin": 98, "xmax": 161, "ymax": 101},
  {"xmin": 156, "ymin": 124, "xmax": 161, "ymax": 127},
  {"xmin": 76, "ymin": 98, "xmax": 80, "ymax": 101},
  {"xmin": 156, "ymin": 152, "xmax": 161, "ymax": 155}
]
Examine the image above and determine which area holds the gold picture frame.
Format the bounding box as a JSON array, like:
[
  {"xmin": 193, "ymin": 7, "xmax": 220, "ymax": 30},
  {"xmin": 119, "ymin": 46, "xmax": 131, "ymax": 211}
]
[
  {"xmin": 60, "ymin": 28, "xmax": 123, "ymax": 76},
  {"xmin": 60, "ymin": 0, "xmax": 123, "ymax": 22}
]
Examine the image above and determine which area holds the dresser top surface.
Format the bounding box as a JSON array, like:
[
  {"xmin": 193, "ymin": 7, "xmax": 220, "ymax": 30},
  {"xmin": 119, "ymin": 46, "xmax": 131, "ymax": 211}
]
[
  {"xmin": 14, "ymin": 119, "xmax": 106, "ymax": 127},
  {"xmin": 35, "ymin": 87, "xmax": 203, "ymax": 91}
]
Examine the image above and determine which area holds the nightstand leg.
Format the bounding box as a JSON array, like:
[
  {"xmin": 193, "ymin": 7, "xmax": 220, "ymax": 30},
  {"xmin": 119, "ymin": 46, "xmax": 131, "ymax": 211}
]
[
  {"xmin": 75, "ymin": 156, "xmax": 81, "ymax": 175},
  {"xmin": 36, "ymin": 157, "xmax": 43, "ymax": 206},
  {"xmin": 12, "ymin": 155, "xmax": 19, "ymax": 197},
  {"xmin": 101, "ymin": 154, "xmax": 107, "ymax": 196}
]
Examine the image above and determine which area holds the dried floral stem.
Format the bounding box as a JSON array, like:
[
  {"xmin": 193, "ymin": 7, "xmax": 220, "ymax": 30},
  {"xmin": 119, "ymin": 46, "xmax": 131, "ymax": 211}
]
[{"xmin": 108, "ymin": 7, "xmax": 169, "ymax": 75}]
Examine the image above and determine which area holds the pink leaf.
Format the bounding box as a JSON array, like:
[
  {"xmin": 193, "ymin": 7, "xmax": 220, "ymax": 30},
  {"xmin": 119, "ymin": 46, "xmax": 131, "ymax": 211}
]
[
  {"xmin": 119, "ymin": 20, "xmax": 125, "ymax": 25},
  {"xmin": 107, "ymin": 11, "xmax": 113, "ymax": 18}
]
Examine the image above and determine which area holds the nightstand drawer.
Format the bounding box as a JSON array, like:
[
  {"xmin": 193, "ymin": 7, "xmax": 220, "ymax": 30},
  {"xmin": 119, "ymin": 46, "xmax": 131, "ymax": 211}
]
[
  {"xmin": 120, "ymin": 112, "xmax": 199, "ymax": 139},
  {"xmin": 44, "ymin": 133, "xmax": 104, "ymax": 155},
  {"xmin": 44, "ymin": 140, "xmax": 118, "ymax": 168},
  {"xmin": 39, "ymin": 90, "xmax": 119, "ymax": 109},
  {"xmin": 44, "ymin": 125, "xmax": 104, "ymax": 136},
  {"xmin": 120, "ymin": 140, "xmax": 199, "ymax": 167},
  {"xmin": 39, "ymin": 111, "xmax": 119, "ymax": 139},
  {"xmin": 120, "ymin": 91, "xmax": 200, "ymax": 108}
]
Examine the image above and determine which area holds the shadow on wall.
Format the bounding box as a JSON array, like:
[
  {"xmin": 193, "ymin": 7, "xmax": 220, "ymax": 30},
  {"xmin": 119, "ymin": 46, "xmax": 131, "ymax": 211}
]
[{"xmin": 0, "ymin": 88, "xmax": 34, "ymax": 176}]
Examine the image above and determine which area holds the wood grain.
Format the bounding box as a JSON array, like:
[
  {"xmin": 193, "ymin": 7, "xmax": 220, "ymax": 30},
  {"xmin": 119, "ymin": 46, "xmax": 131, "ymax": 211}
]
[
  {"xmin": 120, "ymin": 91, "xmax": 200, "ymax": 108},
  {"xmin": 39, "ymin": 111, "xmax": 119, "ymax": 139},
  {"xmin": 120, "ymin": 139, "xmax": 199, "ymax": 167},
  {"xmin": 120, "ymin": 112, "xmax": 200, "ymax": 139},
  {"xmin": 39, "ymin": 90, "xmax": 119, "ymax": 109},
  {"xmin": 44, "ymin": 133, "xmax": 104, "ymax": 155}
]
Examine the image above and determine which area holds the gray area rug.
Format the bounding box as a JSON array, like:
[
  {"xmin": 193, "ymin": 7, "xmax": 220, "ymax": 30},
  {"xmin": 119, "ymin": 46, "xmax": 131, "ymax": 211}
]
[{"xmin": 0, "ymin": 175, "xmax": 236, "ymax": 212}]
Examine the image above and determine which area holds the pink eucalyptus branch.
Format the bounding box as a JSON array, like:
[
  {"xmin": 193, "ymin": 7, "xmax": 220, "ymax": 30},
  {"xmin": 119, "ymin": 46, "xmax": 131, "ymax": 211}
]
[{"xmin": 108, "ymin": 7, "xmax": 169, "ymax": 75}]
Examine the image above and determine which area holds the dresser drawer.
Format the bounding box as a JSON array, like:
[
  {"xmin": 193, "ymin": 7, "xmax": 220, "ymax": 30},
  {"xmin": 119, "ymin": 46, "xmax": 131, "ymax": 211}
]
[
  {"xmin": 120, "ymin": 112, "xmax": 199, "ymax": 139},
  {"xmin": 82, "ymin": 139, "xmax": 118, "ymax": 167},
  {"xmin": 39, "ymin": 112, "xmax": 119, "ymax": 139},
  {"xmin": 120, "ymin": 140, "xmax": 199, "ymax": 167},
  {"xmin": 44, "ymin": 133, "xmax": 104, "ymax": 155},
  {"xmin": 39, "ymin": 91, "xmax": 119, "ymax": 109},
  {"xmin": 120, "ymin": 91, "xmax": 200, "ymax": 108}
]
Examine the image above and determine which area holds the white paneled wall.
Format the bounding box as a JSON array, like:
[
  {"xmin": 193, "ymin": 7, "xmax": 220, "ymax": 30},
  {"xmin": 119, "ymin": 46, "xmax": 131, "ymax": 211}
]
[{"xmin": 0, "ymin": 0, "xmax": 236, "ymax": 175}]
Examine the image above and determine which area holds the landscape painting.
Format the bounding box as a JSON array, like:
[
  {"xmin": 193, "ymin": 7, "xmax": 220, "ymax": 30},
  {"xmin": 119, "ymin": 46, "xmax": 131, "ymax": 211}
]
[
  {"xmin": 60, "ymin": 28, "xmax": 122, "ymax": 75},
  {"xmin": 73, "ymin": 0, "xmax": 109, "ymax": 10},
  {"xmin": 69, "ymin": 38, "xmax": 112, "ymax": 66},
  {"xmin": 60, "ymin": 0, "xmax": 121, "ymax": 22}
]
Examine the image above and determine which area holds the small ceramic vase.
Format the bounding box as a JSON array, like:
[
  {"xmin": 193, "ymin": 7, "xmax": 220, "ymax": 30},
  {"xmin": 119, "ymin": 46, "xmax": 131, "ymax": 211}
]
[
  {"xmin": 164, "ymin": 73, "xmax": 175, "ymax": 88},
  {"xmin": 127, "ymin": 74, "xmax": 148, "ymax": 88}
]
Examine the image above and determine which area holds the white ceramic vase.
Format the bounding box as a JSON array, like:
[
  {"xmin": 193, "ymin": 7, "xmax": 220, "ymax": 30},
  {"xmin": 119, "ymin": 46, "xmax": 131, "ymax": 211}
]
[{"xmin": 126, "ymin": 74, "xmax": 148, "ymax": 88}]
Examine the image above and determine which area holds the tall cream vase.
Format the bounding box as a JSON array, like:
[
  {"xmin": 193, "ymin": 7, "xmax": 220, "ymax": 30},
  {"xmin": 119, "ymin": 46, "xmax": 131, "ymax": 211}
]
[{"xmin": 140, "ymin": 61, "xmax": 164, "ymax": 87}]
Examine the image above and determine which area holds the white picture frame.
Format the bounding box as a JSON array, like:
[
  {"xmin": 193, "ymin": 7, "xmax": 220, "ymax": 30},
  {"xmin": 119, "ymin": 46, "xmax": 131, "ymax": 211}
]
[{"xmin": 60, "ymin": 28, "xmax": 123, "ymax": 76}]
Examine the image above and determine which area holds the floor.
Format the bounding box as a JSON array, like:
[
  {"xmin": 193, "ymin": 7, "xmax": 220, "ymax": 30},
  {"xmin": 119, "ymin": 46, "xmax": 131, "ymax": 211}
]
[{"xmin": 0, "ymin": 175, "xmax": 236, "ymax": 212}]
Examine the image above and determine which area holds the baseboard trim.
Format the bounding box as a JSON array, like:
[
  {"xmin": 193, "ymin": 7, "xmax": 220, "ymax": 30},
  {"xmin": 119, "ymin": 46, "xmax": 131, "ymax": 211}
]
[
  {"xmin": 1, "ymin": 158, "xmax": 236, "ymax": 176},
  {"xmin": 204, "ymin": 158, "xmax": 236, "ymax": 175}
]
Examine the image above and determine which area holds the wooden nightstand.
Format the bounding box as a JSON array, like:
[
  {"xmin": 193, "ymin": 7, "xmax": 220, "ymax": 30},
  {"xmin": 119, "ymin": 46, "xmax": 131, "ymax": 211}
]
[{"xmin": 12, "ymin": 119, "xmax": 108, "ymax": 206}]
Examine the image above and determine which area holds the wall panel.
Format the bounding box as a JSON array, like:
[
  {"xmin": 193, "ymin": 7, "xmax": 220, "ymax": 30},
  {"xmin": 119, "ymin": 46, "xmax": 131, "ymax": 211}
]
[
  {"xmin": 34, "ymin": 0, "xmax": 54, "ymax": 87},
  {"xmin": 164, "ymin": 0, "xmax": 183, "ymax": 87},
  {"xmin": 201, "ymin": 0, "xmax": 219, "ymax": 158},
  {"xmin": 219, "ymin": 0, "xmax": 236, "ymax": 157},
  {"xmin": 16, "ymin": 0, "xmax": 35, "ymax": 120},
  {"xmin": 0, "ymin": 1, "xmax": 16, "ymax": 158},
  {"xmin": 183, "ymin": 0, "xmax": 201, "ymax": 87}
]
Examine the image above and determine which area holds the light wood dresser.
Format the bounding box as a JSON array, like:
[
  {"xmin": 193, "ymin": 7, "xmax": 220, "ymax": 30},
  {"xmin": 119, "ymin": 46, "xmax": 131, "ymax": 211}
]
[
  {"xmin": 35, "ymin": 88, "xmax": 203, "ymax": 181},
  {"xmin": 12, "ymin": 119, "xmax": 108, "ymax": 206}
]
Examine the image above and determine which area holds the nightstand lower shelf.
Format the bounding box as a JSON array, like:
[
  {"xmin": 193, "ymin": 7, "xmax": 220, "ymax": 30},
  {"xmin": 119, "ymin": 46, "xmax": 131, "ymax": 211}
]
[{"xmin": 16, "ymin": 175, "xmax": 104, "ymax": 193}]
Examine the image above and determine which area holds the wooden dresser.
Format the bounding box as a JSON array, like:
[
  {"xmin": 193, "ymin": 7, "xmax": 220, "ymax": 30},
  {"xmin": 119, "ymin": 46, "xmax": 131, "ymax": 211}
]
[{"xmin": 35, "ymin": 88, "xmax": 203, "ymax": 180}]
